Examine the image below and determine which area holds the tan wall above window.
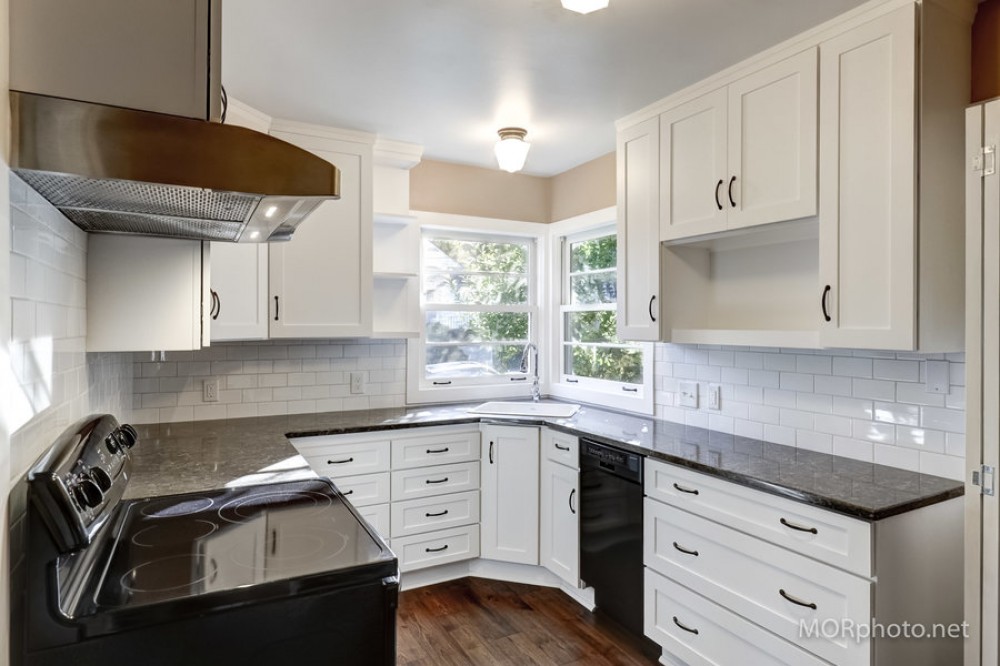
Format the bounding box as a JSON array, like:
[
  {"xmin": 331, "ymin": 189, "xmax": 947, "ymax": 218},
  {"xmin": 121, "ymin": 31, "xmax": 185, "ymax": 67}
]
[
  {"xmin": 410, "ymin": 152, "xmax": 615, "ymax": 224},
  {"xmin": 973, "ymin": 0, "xmax": 1000, "ymax": 103}
]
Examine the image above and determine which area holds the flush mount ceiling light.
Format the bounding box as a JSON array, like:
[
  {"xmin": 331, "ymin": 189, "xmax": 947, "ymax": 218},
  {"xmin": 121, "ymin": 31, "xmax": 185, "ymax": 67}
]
[
  {"xmin": 494, "ymin": 127, "xmax": 531, "ymax": 173},
  {"xmin": 561, "ymin": 0, "xmax": 609, "ymax": 14}
]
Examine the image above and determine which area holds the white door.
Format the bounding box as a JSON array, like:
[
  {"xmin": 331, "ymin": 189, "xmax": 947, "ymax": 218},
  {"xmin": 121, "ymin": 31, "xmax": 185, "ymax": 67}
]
[
  {"xmin": 210, "ymin": 243, "xmax": 268, "ymax": 341},
  {"xmin": 480, "ymin": 425, "xmax": 540, "ymax": 565},
  {"xmin": 268, "ymin": 136, "xmax": 372, "ymax": 338},
  {"xmin": 540, "ymin": 457, "xmax": 579, "ymax": 586},
  {"xmin": 818, "ymin": 6, "xmax": 916, "ymax": 350},
  {"xmin": 616, "ymin": 117, "xmax": 661, "ymax": 341},
  {"xmin": 728, "ymin": 47, "xmax": 818, "ymax": 231},
  {"xmin": 967, "ymin": 98, "xmax": 1000, "ymax": 666},
  {"xmin": 659, "ymin": 88, "xmax": 728, "ymax": 241}
]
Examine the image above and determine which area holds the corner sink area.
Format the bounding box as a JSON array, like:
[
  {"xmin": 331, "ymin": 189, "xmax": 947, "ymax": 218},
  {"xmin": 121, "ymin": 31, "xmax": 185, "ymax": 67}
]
[{"xmin": 467, "ymin": 402, "xmax": 580, "ymax": 418}]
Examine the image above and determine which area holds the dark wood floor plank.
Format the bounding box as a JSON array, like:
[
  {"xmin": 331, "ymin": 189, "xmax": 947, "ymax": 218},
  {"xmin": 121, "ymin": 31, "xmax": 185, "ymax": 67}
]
[{"xmin": 396, "ymin": 577, "xmax": 659, "ymax": 666}]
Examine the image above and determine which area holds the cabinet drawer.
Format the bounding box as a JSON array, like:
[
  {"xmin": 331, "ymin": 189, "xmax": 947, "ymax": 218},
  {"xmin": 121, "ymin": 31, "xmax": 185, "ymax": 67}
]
[
  {"xmin": 391, "ymin": 462, "xmax": 480, "ymax": 502},
  {"xmin": 391, "ymin": 524, "xmax": 480, "ymax": 572},
  {"xmin": 645, "ymin": 459, "xmax": 872, "ymax": 576},
  {"xmin": 645, "ymin": 499, "xmax": 871, "ymax": 666},
  {"xmin": 357, "ymin": 503, "xmax": 390, "ymax": 537},
  {"xmin": 294, "ymin": 437, "xmax": 391, "ymax": 477},
  {"xmin": 332, "ymin": 472, "xmax": 390, "ymax": 507},
  {"xmin": 542, "ymin": 429, "xmax": 578, "ymax": 468},
  {"xmin": 645, "ymin": 568, "xmax": 829, "ymax": 666},
  {"xmin": 391, "ymin": 430, "xmax": 480, "ymax": 469},
  {"xmin": 390, "ymin": 490, "xmax": 480, "ymax": 538}
]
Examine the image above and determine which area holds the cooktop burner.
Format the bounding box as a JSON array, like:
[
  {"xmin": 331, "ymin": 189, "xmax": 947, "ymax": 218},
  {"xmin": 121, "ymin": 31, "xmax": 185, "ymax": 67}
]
[{"xmin": 94, "ymin": 480, "xmax": 385, "ymax": 612}]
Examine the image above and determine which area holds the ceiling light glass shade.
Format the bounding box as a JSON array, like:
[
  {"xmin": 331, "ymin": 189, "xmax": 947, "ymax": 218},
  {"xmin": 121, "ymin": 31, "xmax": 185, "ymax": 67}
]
[
  {"xmin": 561, "ymin": 0, "xmax": 609, "ymax": 14},
  {"xmin": 494, "ymin": 128, "xmax": 531, "ymax": 173}
]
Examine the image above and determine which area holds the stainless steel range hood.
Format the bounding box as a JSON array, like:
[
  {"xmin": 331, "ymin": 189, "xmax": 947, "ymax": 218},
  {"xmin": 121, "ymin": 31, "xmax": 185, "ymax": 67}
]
[{"xmin": 10, "ymin": 92, "xmax": 340, "ymax": 243}]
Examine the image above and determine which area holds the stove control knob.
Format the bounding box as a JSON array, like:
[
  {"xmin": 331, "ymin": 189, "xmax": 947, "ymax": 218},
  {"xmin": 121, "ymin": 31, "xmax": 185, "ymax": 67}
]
[
  {"xmin": 118, "ymin": 424, "xmax": 138, "ymax": 449},
  {"xmin": 72, "ymin": 479, "xmax": 104, "ymax": 509},
  {"xmin": 88, "ymin": 467, "xmax": 113, "ymax": 493}
]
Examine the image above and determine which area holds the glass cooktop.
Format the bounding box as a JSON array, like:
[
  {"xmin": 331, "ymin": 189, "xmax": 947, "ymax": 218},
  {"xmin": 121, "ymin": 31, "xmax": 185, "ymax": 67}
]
[{"xmin": 93, "ymin": 479, "xmax": 393, "ymax": 611}]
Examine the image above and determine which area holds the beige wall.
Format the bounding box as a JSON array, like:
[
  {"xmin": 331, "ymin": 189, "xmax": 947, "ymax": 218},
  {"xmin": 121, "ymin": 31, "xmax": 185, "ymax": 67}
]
[
  {"xmin": 549, "ymin": 152, "xmax": 615, "ymax": 222},
  {"xmin": 410, "ymin": 152, "xmax": 615, "ymax": 223},
  {"xmin": 973, "ymin": 0, "xmax": 1000, "ymax": 103},
  {"xmin": 2, "ymin": 0, "xmax": 13, "ymax": 662},
  {"xmin": 410, "ymin": 159, "xmax": 551, "ymax": 224}
]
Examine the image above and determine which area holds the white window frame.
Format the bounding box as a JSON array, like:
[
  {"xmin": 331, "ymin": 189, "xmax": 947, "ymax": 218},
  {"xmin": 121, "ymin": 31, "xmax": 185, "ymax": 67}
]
[
  {"xmin": 407, "ymin": 213, "xmax": 547, "ymax": 405},
  {"xmin": 547, "ymin": 207, "xmax": 653, "ymax": 414}
]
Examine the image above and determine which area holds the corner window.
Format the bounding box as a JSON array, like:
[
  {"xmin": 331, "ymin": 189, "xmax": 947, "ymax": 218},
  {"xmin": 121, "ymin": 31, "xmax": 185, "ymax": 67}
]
[
  {"xmin": 550, "ymin": 221, "xmax": 652, "ymax": 413},
  {"xmin": 413, "ymin": 231, "xmax": 537, "ymax": 396}
]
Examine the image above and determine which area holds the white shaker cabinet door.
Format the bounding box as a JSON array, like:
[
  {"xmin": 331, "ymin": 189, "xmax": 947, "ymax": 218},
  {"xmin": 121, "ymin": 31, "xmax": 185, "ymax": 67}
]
[
  {"xmin": 210, "ymin": 243, "xmax": 268, "ymax": 341},
  {"xmin": 727, "ymin": 47, "xmax": 818, "ymax": 231},
  {"xmin": 659, "ymin": 88, "xmax": 728, "ymax": 241},
  {"xmin": 616, "ymin": 117, "xmax": 661, "ymax": 341},
  {"xmin": 818, "ymin": 6, "xmax": 916, "ymax": 350},
  {"xmin": 540, "ymin": 457, "xmax": 580, "ymax": 587},
  {"xmin": 268, "ymin": 135, "xmax": 372, "ymax": 338},
  {"xmin": 480, "ymin": 425, "xmax": 540, "ymax": 565}
]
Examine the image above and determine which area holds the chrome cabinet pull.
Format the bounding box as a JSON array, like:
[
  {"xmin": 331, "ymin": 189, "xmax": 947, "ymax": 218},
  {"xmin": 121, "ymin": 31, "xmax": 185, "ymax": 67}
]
[
  {"xmin": 327, "ymin": 457, "xmax": 354, "ymax": 465},
  {"xmin": 779, "ymin": 588, "xmax": 817, "ymax": 610},
  {"xmin": 673, "ymin": 616, "xmax": 699, "ymax": 635},
  {"xmin": 673, "ymin": 542, "xmax": 699, "ymax": 557},
  {"xmin": 780, "ymin": 517, "xmax": 818, "ymax": 535},
  {"xmin": 673, "ymin": 482, "xmax": 699, "ymax": 495}
]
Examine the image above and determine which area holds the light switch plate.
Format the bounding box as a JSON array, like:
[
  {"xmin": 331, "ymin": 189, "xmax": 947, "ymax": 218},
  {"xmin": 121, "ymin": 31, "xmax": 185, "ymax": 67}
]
[
  {"xmin": 679, "ymin": 381, "xmax": 699, "ymax": 408},
  {"xmin": 707, "ymin": 384, "xmax": 721, "ymax": 410}
]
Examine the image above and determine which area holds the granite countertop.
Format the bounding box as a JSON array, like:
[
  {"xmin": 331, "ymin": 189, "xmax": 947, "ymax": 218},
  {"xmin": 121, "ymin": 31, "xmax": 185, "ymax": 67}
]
[{"xmin": 127, "ymin": 401, "xmax": 964, "ymax": 521}]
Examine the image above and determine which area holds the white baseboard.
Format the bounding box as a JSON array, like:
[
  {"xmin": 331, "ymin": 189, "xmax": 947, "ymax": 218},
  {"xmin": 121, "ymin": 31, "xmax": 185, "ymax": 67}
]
[{"xmin": 398, "ymin": 557, "xmax": 594, "ymax": 612}]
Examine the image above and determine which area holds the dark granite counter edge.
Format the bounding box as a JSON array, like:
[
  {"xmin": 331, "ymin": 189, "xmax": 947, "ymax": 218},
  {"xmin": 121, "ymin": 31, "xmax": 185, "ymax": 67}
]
[{"xmin": 278, "ymin": 414, "xmax": 964, "ymax": 522}]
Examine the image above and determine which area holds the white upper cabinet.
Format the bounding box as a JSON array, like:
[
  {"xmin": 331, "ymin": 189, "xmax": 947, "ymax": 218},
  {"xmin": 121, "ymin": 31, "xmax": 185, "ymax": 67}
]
[
  {"xmin": 87, "ymin": 236, "xmax": 210, "ymax": 352},
  {"xmin": 818, "ymin": 6, "xmax": 915, "ymax": 349},
  {"xmin": 660, "ymin": 88, "xmax": 729, "ymax": 240},
  {"xmin": 728, "ymin": 48, "xmax": 818, "ymax": 230},
  {"xmin": 209, "ymin": 243, "xmax": 268, "ymax": 342},
  {"xmin": 616, "ymin": 117, "xmax": 662, "ymax": 341},
  {"xmin": 268, "ymin": 126, "xmax": 373, "ymax": 338},
  {"xmin": 659, "ymin": 49, "xmax": 817, "ymax": 241}
]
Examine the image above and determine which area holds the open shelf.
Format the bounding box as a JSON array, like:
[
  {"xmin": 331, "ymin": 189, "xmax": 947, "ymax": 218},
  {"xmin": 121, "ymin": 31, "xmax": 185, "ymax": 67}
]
[
  {"xmin": 374, "ymin": 271, "xmax": 419, "ymax": 280},
  {"xmin": 373, "ymin": 212, "xmax": 419, "ymax": 226},
  {"xmin": 662, "ymin": 219, "xmax": 821, "ymax": 347}
]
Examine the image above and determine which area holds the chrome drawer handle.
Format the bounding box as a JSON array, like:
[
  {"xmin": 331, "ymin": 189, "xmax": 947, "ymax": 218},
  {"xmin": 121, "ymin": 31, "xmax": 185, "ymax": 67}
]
[
  {"xmin": 555, "ymin": 443, "xmax": 571, "ymax": 451},
  {"xmin": 426, "ymin": 447, "xmax": 450, "ymax": 454},
  {"xmin": 673, "ymin": 483, "xmax": 699, "ymax": 495},
  {"xmin": 779, "ymin": 589, "xmax": 817, "ymax": 610},
  {"xmin": 425, "ymin": 509, "xmax": 449, "ymax": 517},
  {"xmin": 780, "ymin": 518, "xmax": 818, "ymax": 535},
  {"xmin": 673, "ymin": 616, "xmax": 699, "ymax": 635},
  {"xmin": 425, "ymin": 477, "xmax": 449, "ymax": 485},
  {"xmin": 328, "ymin": 457, "xmax": 354, "ymax": 465},
  {"xmin": 673, "ymin": 542, "xmax": 699, "ymax": 557},
  {"xmin": 425, "ymin": 544, "xmax": 449, "ymax": 553}
]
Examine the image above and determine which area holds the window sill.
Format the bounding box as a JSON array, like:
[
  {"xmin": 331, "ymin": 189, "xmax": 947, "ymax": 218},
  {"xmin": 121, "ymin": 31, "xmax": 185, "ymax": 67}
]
[{"xmin": 548, "ymin": 382, "xmax": 653, "ymax": 415}]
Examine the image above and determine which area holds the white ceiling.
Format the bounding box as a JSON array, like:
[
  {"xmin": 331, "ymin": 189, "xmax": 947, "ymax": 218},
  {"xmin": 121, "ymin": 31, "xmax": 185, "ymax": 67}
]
[{"xmin": 222, "ymin": 0, "xmax": 867, "ymax": 176}]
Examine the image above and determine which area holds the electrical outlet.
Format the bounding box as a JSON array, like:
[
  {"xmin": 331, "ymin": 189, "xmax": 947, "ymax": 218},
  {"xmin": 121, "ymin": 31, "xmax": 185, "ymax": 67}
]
[
  {"xmin": 350, "ymin": 372, "xmax": 366, "ymax": 395},
  {"xmin": 708, "ymin": 384, "xmax": 721, "ymax": 410},
  {"xmin": 203, "ymin": 378, "xmax": 219, "ymax": 403},
  {"xmin": 678, "ymin": 381, "xmax": 698, "ymax": 408}
]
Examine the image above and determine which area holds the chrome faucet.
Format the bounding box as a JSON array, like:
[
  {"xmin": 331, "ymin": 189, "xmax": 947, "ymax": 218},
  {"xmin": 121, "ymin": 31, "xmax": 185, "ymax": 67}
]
[{"xmin": 519, "ymin": 343, "xmax": 540, "ymax": 403}]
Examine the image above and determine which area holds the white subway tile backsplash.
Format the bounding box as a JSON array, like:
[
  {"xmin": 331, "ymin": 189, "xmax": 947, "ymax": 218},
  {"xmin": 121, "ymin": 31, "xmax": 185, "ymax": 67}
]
[{"xmin": 653, "ymin": 343, "xmax": 965, "ymax": 480}]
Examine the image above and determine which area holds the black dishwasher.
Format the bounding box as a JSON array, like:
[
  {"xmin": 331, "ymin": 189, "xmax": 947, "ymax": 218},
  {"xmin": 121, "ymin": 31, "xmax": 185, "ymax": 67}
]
[{"xmin": 580, "ymin": 438, "xmax": 644, "ymax": 638}]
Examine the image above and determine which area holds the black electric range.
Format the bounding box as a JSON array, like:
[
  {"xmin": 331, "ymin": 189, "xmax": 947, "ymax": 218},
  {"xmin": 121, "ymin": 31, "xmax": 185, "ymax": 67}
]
[{"xmin": 9, "ymin": 414, "xmax": 398, "ymax": 666}]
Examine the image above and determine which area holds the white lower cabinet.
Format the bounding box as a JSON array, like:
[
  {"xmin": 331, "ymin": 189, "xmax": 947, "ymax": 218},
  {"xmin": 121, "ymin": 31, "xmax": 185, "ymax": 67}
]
[
  {"xmin": 540, "ymin": 430, "xmax": 580, "ymax": 587},
  {"xmin": 643, "ymin": 458, "xmax": 963, "ymax": 666},
  {"xmin": 480, "ymin": 425, "xmax": 541, "ymax": 565},
  {"xmin": 390, "ymin": 525, "xmax": 481, "ymax": 572},
  {"xmin": 357, "ymin": 503, "xmax": 390, "ymax": 536},
  {"xmin": 646, "ymin": 568, "xmax": 827, "ymax": 666},
  {"xmin": 390, "ymin": 491, "xmax": 480, "ymax": 539}
]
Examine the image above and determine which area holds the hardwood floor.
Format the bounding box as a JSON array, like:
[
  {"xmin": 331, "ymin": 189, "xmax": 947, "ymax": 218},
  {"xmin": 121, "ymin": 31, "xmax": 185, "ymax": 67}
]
[{"xmin": 397, "ymin": 577, "xmax": 660, "ymax": 666}]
